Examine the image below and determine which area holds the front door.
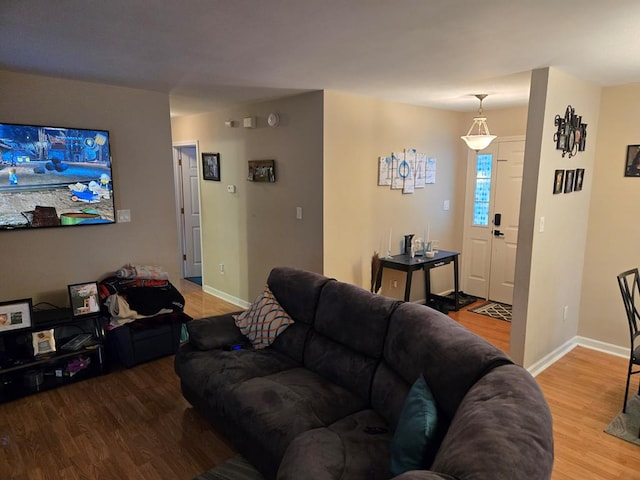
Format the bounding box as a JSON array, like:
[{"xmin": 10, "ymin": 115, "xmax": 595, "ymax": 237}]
[{"xmin": 461, "ymin": 138, "xmax": 524, "ymax": 305}]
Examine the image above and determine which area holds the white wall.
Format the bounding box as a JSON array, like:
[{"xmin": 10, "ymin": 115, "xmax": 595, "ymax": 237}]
[
  {"xmin": 0, "ymin": 70, "xmax": 180, "ymax": 307},
  {"xmin": 512, "ymin": 67, "xmax": 601, "ymax": 368},
  {"xmin": 171, "ymin": 92, "xmax": 324, "ymax": 304}
]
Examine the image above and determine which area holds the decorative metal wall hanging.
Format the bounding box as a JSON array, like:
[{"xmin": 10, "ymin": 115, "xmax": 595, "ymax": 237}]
[{"xmin": 553, "ymin": 105, "xmax": 587, "ymax": 158}]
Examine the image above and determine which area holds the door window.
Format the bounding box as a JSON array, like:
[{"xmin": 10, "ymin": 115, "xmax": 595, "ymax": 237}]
[{"xmin": 472, "ymin": 154, "xmax": 492, "ymax": 226}]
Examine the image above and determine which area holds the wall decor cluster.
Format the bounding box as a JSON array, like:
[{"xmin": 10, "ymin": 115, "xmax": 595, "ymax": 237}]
[
  {"xmin": 248, "ymin": 160, "xmax": 276, "ymax": 182},
  {"xmin": 553, "ymin": 105, "xmax": 587, "ymax": 158},
  {"xmin": 202, "ymin": 153, "xmax": 221, "ymax": 181},
  {"xmin": 624, "ymin": 144, "xmax": 640, "ymax": 177},
  {"xmin": 553, "ymin": 168, "xmax": 584, "ymax": 194},
  {"xmin": 378, "ymin": 148, "xmax": 436, "ymax": 194}
]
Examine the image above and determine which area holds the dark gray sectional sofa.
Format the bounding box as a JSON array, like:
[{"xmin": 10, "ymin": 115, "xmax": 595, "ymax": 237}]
[{"xmin": 174, "ymin": 267, "xmax": 554, "ymax": 479}]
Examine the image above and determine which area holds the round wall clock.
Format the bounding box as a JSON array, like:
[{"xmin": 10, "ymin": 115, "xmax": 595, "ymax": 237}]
[{"xmin": 267, "ymin": 113, "xmax": 280, "ymax": 127}]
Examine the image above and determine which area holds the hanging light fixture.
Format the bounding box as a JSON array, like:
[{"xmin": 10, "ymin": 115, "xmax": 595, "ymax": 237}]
[{"xmin": 461, "ymin": 94, "xmax": 497, "ymax": 151}]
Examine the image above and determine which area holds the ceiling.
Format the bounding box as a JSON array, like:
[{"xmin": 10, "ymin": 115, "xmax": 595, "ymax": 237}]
[{"xmin": 2, "ymin": 1, "xmax": 640, "ymax": 117}]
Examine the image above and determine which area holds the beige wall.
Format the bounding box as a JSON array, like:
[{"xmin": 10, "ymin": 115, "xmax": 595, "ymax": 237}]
[
  {"xmin": 323, "ymin": 91, "xmax": 465, "ymax": 300},
  {"xmin": 579, "ymin": 83, "xmax": 640, "ymax": 348},
  {"xmin": 0, "ymin": 70, "xmax": 180, "ymax": 306},
  {"xmin": 171, "ymin": 92, "xmax": 324, "ymax": 304},
  {"xmin": 512, "ymin": 67, "xmax": 601, "ymax": 368}
]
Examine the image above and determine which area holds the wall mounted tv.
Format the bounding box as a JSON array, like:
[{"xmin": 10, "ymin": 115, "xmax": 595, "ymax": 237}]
[{"xmin": 0, "ymin": 122, "xmax": 115, "ymax": 230}]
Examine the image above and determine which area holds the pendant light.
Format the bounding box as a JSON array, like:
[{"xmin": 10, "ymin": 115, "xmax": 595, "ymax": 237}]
[{"xmin": 461, "ymin": 94, "xmax": 497, "ymax": 151}]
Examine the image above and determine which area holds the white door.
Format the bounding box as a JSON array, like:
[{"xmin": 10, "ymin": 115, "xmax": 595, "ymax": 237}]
[
  {"xmin": 488, "ymin": 140, "xmax": 524, "ymax": 304},
  {"xmin": 461, "ymin": 138, "xmax": 524, "ymax": 305},
  {"xmin": 175, "ymin": 145, "xmax": 202, "ymax": 278}
]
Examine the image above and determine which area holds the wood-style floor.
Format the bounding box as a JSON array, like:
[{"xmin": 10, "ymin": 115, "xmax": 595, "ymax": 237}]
[{"xmin": 1, "ymin": 279, "xmax": 639, "ymax": 479}]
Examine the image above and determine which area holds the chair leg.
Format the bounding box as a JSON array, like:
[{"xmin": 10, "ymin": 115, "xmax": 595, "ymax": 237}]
[{"xmin": 623, "ymin": 363, "xmax": 633, "ymax": 413}]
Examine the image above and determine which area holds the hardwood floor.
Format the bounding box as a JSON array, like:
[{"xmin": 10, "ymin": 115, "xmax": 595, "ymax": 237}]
[{"xmin": 1, "ymin": 283, "xmax": 638, "ymax": 479}]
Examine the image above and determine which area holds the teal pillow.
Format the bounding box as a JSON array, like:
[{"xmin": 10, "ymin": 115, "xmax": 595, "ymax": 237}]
[{"xmin": 389, "ymin": 375, "xmax": 440, "ymax": 476}]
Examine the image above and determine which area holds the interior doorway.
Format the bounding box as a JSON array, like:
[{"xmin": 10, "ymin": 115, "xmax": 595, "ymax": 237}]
[
  {"xmin": 173, "ymin": 142, "xmax": 202, "ymax": 281},
  {"xmin": 461, "ymin": 137, "xmax": 525, "ymax": 305}
]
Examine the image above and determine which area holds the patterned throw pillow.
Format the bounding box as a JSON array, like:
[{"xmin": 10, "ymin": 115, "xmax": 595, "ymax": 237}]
[{"xmin": 233, "ymin": 285, "xmax": 294, "ymax": 349}]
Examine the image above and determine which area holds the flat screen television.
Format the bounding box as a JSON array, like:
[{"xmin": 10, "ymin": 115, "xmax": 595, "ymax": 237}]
[{"xmin": 0, "ymin": 122, "xmax": 115, "ymax": 229}]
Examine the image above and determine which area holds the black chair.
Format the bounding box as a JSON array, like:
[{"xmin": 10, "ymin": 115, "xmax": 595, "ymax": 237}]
[{"xmin": 617, "ymin": 268, "xmax": 640, "ymax": 413}]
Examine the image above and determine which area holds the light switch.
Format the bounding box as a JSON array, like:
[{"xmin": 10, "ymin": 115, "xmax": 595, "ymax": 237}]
[
  {"xmin": 443, "ymin": 200, "xmax": 450, "ymax": 211},
  {"xmin": 296, "ymin": 207, "xmax": 303, "ymax": 220}
]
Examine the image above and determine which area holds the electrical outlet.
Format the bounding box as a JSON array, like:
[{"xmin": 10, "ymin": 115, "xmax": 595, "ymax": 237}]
[
  {"xmin": 563, "ymin": 305, "xmax": 568, "ymax": 321},
  {"xmin": 391, "ymin": 280, "xmax": 398, "ymax": 289},
  {"xmin": 117, "ymin": 209, "xmax": 131, "ymax": 223}
]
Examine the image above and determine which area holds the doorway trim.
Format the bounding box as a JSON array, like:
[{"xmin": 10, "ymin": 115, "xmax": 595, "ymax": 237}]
[{"xmin": 172, "ymin": 140, "xmax": 203, "ymax": 280}]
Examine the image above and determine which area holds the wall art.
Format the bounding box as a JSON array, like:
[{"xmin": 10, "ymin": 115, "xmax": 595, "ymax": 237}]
[
  {"xmin": 553, "ymin": 169, "xmax": 565, "ymax": 194},
  {"xmin": 248, "ymin": 160, "xmax": 276, "ymax": 182},
  {"xmin": 202, "ymin": 153, "xmax": 221, "ymax": 181},
  {"xmin": 564, "ymin": 169, "xmax": 575, "ymax": 193},
  {"xmin": 553, "ymin": 105, "xmax": 587, "ymax": 158},
  {"xmin": 624, "ymin": 145, "xmax": 640, "ymax": 177},
  {"xmin": 574, "ymin": 168, "xmax": 585, "ymax": 191}
]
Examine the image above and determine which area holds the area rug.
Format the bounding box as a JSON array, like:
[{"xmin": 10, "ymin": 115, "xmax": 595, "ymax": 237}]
[
  {"xmin": 605, "ymin": 395, "xmax": 640, "ymax": 446},
  {"xmin": 469, "ymin": 301, "xmax": 512, "ymax": 322},
  {"xmin": 194, "ymin": 455, "xmax": 264, "ymax": 480}
]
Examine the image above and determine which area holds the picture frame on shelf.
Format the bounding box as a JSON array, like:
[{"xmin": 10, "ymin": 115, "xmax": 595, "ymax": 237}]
[
  {"xmin": 553, "ymin": 169, "xmax": 565, "ymax": 194},
  {"xmin": 624, "ymin": 145, "xmax": 640, "ymax": 177},
  {"xmin": 0, "ymin": 298, "xmax": 32, "ymax": 333},
  {"xmin": 68, "ymin": 282, "xmax": 101, "ymax": 319},
  {"xmin": 32, "ymin": 329, "xmax": 56, "ymax": 356},
  {"xmin": 202, "ymin": 152, "xmax": 221, "ymax": 181}
]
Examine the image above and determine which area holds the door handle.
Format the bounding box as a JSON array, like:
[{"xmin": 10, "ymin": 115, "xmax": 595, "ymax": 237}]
[{"xmin": 492, "ymin": 229, "xmax": 505, "ymax": 237}]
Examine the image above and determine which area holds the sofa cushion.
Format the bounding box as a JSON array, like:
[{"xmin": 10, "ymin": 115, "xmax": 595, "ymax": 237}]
[
  {"xmin": 278, "ymin": 409, "xmax": 392, "ymax": 480},
  {"xmin": 430, "ymin": 364, "xmax": 554, "ymax": 480},
  {"xmin": 383, "ymin": 302, "xmax": 511, "ymax": 420},
  {"xmin": 224, "ymin": 367, "xmax": 368, "ymax": 466},
  {"xmin": 234, "ymin": 285, "xmax": 294, "ymax": 349},
  {"xmin": 187, "ymin": 313, "xmax": 246, "ymax": 350},
  {"xmin": 174, "ymin": 343, "xmax": 299, "ymax": 415},
  {"xmin": 390, "ymin": 375, "xmax": 440, "ymax": 476}
]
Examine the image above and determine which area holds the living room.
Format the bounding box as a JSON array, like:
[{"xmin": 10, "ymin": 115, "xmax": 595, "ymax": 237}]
[{"xmin": 2, "ymin": 2, "xmax": 640, "ymax": 478}]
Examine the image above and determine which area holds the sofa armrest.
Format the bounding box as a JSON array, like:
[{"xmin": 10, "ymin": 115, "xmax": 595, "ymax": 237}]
[
  {"xmin": 186, "ymin": 313, "xmax": 247, "ymax": 350},
  {"xmin": 393, "ymin": 473, "xmax": 457, "ymax": 480}
]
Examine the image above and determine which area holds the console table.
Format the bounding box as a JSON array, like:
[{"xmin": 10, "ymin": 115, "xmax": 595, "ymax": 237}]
[{"xmin": 376, "ymin": 250, "xmax": 461, "ymax": 309}]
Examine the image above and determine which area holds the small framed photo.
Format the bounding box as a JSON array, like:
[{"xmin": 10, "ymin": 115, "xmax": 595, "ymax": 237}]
[
  {"xmin": 574, "ymin": 168, "xmax": 585, "ymax": 191},
  {"xmin": 247, "ymin": 160, "xmax": 276, "ymax": 182},
  {"xmin": 68, "ymin": 282, "xmax": 100, "ymax": 319},
  {"xmin": 553, "ymin": 169, "xmax": 565, "ymax": 194},
  {"xmin": 32, "ymin": 329, "xmax": 56, "ymax": 356},
  {"xmin": 0, "ymin": 298, "xmax": 32, "ymax": 333},
  {"xmin": 202, "ymin": 153, "xmax": 221, "ymax": 181},
  {"xmin": 625, "ymin": 145, "xmax": 640, "ymax": 177},
  {"xmin": 564, "ymin": 169, "xmax": 575, "ymax": 193}
]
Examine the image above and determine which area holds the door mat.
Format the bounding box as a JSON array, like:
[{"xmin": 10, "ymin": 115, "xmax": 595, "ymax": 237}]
[
  {"xmin": 186, "ymin": 276, "xmax": 203, "ymax": 286},
  {"xmin": 605, "ymin": 395, "xmax": 640, "ymax": 447},
  {"xmin": 469, "ymin": 301, "xmax": 512, "ymax": 322},
  {"xmin": 194, "ymin": 455, "xmax": 264, "ymax": 480}
]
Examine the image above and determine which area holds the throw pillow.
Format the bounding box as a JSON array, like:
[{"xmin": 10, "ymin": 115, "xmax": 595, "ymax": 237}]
[
  {"xmin": 233, "ymin": 285, "xmax": 294, "ymax": 349},
  {"xmin": 389, "ymin": 374, "xmax": 440, "ymax": 476}
]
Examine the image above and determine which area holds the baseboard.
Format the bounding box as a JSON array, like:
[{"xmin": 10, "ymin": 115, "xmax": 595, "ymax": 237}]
[
  {"xmin": 527, "ymin": 335, "xmax": 628, "ymax": 377},
  {"xmin": 527, "ymin": 338, "xmax": 578, "ymax": 377},
  {"xmin": 202, "ymin": 285, "xmax": 250, "ymax": 310},
  {"xmin": 575, "ymin": 336, "xmax": 628, "ymax": 359}
]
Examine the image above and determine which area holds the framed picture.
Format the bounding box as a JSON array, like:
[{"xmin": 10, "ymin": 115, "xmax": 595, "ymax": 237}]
[
  {"xmin": 32, "ymin": 329, "xmax": 56, "ymax": 355},
  {"xmin": 553, "ymin": 170, "xmax": 565, "ymax": 194},
  {"xmin": 0, "ymin": 298, "xmax": 32, "ymax": 333},
  {"xmin": 624, "ymin": 145, "xmax": 640, "ymax": 177},
  {"xmin": 202, "ymin": 153, "xmax": 221, "ymax": 181},
  {"xmin": 247, "ymin": 160, "xmax": 276, "ymax": 182},
  {"xmin": 564, "ymin": 169, "xmax": 575, "ymax": 193},
  {"xmin": 574, "ymin": 168, "xmax": 585, "ymax": 191},
  {"xmin": 68, "ymin": 282, "xmax": 100, "ymax": 319}
]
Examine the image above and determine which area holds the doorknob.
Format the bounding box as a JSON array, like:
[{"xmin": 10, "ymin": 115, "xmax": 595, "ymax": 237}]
[{"xmin": 492, "ymin": 229, "xmax": 505, "ymax": 237}]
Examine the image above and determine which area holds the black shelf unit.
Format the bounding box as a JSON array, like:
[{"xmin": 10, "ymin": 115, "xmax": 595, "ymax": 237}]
[{"xmin": 0, "ymin": 308, "xmax": 106, "ymax": 403}]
